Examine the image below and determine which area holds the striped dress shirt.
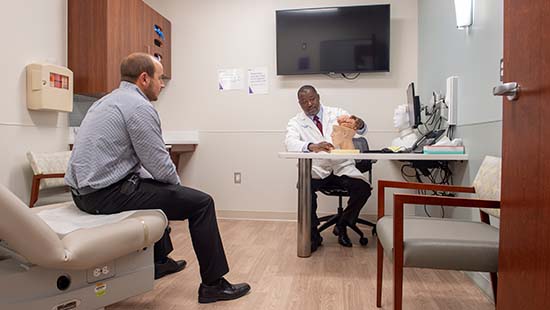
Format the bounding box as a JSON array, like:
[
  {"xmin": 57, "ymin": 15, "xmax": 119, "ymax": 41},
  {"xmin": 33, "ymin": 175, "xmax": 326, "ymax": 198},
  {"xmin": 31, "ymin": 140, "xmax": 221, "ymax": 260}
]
[{"xmin": 65, "ymin": 81, "xmax": 180, "ymax": 189}]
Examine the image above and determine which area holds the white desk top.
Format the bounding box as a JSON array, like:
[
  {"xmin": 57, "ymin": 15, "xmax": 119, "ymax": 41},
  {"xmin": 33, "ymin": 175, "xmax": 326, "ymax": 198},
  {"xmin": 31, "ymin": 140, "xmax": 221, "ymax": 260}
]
[
  {"xmin": 68, "ymin": 128, "xmax": 199, "ymax": 145},
  {"xmin": 278, "ymin": 152, "xmax": 468, "ymax": 161},
  {"xmin": 163, "ymin": 130, "xmax": 199, "ymax": 145}
]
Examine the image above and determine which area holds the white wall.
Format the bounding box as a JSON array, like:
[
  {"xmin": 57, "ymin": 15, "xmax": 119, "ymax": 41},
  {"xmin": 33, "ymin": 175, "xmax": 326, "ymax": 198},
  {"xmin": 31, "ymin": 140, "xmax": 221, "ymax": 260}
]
[
  {"xmin": 418, "ymin": 0, "xmax": 503, "ymax": 300},
  {"xmin": 145, "ymin": 0, "xmax": 419, "ymax": 217},
  {"xmin": 418, "ymin": 0, "xmax": 503, "ymax": 126},
  {"xmin": 0, "ymin": 1, "xmax": 69, "ymax": 201},
  {"xmin": 418, "ymin": 0, "xmax": 503, "ymax": 217}
]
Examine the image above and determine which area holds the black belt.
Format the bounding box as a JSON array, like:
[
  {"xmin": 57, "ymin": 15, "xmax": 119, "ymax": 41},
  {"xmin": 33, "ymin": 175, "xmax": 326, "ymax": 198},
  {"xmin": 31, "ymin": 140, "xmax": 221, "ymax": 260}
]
[{"xmin": 70, "ymin": 186, "xmax": 100, "ymax": 196}]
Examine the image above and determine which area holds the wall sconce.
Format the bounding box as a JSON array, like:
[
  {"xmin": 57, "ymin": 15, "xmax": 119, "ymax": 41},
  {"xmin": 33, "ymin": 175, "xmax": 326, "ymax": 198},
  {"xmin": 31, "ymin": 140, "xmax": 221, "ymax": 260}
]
[{"xmin": 454, "ymin": 0, "xmax": 473, "ymax": 29}]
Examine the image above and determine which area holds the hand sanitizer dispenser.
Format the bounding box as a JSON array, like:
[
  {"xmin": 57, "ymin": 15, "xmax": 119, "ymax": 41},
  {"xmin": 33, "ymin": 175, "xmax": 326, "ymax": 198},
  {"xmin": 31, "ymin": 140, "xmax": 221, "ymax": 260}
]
[{"xmin": 26, "ymin": 63, "xmax": 73, "ymax": 112}]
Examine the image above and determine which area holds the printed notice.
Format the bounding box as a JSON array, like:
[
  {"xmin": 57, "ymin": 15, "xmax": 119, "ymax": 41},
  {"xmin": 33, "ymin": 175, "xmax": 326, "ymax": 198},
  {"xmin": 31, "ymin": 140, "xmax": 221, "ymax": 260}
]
[
  {"xmin": 247, "ymin": 67, "xmax": 268, "ymax": 95},
  {"xmin": 218, "ymin": 68, "xmax": 244, "ymax": 91}
]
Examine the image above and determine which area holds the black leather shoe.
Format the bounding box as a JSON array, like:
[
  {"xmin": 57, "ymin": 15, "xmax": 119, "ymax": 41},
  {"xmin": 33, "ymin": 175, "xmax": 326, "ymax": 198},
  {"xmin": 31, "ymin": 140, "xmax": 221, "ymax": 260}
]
[
  {"xmin": 337, "ymin": 226, "xmax": 352, "ymax": 247},
  {"xmin": 311, "ymin": 235, "xmax": 323, "ymax": 253},
  {"xmin": 198, "ymin": 278, "xmax": 251, "ymax": 303},
  {"xmin": 154, "ymin": 258, "xmax": 186, "ymax": 280}
]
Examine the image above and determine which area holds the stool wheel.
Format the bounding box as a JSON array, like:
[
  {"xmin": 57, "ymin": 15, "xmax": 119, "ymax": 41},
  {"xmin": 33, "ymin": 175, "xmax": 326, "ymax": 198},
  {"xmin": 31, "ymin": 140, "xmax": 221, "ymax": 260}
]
[{"xmin": 359, "ymin": 237, "xmax": 369, "ymax": 246}]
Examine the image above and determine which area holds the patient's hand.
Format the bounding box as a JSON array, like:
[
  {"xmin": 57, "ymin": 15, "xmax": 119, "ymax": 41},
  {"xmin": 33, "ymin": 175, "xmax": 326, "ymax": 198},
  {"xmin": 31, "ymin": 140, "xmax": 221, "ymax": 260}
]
[{"xmin": 308, "ymin": 141, "xmax": 334, "ymax": 153}]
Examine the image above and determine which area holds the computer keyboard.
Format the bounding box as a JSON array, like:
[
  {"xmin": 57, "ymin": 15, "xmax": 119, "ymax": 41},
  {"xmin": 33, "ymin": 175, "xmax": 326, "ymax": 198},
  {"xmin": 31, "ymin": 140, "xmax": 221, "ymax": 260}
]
[{"xmin": 365, "ymin": 148, "xmax": 398, "ymax": 153}]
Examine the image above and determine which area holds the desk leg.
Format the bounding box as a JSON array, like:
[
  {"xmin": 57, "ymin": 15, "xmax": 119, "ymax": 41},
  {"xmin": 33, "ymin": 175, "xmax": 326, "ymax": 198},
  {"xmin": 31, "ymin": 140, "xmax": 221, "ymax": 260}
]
[{"xmin": 297, "ymin": 158, "xmax": 312, "ymax": 257}]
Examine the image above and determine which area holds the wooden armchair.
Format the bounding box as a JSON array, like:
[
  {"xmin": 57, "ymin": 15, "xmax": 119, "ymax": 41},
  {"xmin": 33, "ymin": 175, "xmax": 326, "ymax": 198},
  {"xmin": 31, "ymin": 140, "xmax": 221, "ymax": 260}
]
[
  {"xmin": 376, "ymin": 156, "xmax": 501, "ymax": 310},
  {"xmin": 27, "ymin": 151, "xmax": 72, "ymax": 208}
]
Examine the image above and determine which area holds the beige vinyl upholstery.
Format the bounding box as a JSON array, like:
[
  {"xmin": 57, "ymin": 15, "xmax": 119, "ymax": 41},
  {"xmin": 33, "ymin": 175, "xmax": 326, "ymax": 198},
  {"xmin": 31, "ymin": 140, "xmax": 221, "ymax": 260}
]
[
  {"xmin": 377, "ymin": 156, "xmax": 501, "ymax": 272},
  {"xmin": 0, "ymin": 184, "xmax": 167, "ymax": 270}
]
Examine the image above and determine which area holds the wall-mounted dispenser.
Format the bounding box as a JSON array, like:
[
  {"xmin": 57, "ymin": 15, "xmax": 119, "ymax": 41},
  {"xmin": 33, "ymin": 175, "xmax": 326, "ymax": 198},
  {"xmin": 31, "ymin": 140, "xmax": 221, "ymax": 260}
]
[{"xmin": 26, "ymin": 63, "xmax": 73, "ymax": 112}]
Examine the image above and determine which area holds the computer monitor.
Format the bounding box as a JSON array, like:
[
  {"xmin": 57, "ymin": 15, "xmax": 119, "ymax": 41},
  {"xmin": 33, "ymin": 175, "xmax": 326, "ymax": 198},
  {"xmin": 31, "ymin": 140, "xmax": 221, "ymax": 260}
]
[{"xmin": 406, "ymin": 82, "xmax": 421, "ymax": 128}]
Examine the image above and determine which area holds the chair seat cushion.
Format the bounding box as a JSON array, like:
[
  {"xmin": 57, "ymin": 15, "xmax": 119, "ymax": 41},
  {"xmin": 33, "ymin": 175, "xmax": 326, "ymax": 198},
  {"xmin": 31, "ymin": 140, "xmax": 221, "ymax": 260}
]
[
  {"xmin": 319, "ymin": 187, "xmax": 349, "ymax": 196},
  {"xmin": 377, "ymin": 216, "xmax": 499, "ymax": 272},
  {"xmin": 27, "ymin": 151, "xmax": 71, "ymax": 189}
]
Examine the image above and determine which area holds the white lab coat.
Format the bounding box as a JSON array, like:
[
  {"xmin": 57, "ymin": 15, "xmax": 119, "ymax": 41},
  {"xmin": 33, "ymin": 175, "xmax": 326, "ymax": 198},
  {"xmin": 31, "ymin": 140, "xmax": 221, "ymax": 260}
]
[{"xmin": 285, "ymin": 105, "xmax": 369, "ymax": 183}]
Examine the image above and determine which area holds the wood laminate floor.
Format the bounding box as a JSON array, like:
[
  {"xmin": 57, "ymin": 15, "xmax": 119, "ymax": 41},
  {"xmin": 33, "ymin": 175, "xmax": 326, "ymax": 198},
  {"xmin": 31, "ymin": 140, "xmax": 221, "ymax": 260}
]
[{"xmin": 108, "ymin": 219, "xmax": 494, "ymax": 310}]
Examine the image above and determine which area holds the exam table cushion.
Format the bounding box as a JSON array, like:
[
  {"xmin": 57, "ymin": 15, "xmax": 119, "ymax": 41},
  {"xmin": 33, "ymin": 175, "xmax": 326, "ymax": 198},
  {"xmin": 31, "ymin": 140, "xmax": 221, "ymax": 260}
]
[{"xmin": 0, "ymin": 185, "xmax": 167, "ymax": 270}]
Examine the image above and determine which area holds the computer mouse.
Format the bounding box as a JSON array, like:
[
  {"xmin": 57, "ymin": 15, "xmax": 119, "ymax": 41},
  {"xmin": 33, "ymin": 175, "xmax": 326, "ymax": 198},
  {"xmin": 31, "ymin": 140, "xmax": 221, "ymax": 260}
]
[{"xmin": 381, "ymin": 148, "xmax": 394, "ymax": 153}]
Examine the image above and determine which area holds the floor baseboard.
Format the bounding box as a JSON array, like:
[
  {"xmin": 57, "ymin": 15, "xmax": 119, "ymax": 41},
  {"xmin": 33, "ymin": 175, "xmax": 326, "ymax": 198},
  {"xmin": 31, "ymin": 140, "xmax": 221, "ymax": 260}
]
[
  {"xmin": 464, "ymin": 271, "xmax": 495, "ymax": 304},
  {"xmin": 216, "ymin": 210, "xmax": 377, "ymax": 222}
]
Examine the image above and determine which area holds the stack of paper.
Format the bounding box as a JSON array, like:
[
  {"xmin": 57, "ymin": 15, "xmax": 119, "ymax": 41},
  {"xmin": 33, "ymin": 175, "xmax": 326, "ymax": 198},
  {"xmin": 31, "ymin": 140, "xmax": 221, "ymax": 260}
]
[{"xmin": 423, "ymin": 145, "xmax": 465, "ymax": 154}]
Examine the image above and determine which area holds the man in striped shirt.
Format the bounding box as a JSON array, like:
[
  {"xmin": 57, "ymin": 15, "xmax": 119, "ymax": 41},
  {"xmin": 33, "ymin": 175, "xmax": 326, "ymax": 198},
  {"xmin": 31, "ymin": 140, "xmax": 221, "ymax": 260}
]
[{"xmin": 65, "ymin": 53, "xmax": 250, "ymax": 303}]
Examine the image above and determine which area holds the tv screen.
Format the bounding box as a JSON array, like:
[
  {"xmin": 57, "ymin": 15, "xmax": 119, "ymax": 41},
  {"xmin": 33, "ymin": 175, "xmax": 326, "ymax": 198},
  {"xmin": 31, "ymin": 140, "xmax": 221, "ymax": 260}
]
[{"xmin": 276, "ymin": 5, "xmax": 390, "ymax": 75}]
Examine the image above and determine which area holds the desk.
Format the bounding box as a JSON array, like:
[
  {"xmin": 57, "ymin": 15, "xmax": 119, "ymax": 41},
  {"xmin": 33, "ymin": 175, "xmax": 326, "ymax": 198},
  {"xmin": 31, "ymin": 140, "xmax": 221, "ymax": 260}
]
[
  {"xmin": 68, "ymin": 130, "xmax": 199, "ymax": 173},
  {"xmin": 278, "ymin": 152, "xmax": 469, "ymax": 257},
  {"xmin": 164, "ymin": 131, "xmax": 199, "ymax": 172}
]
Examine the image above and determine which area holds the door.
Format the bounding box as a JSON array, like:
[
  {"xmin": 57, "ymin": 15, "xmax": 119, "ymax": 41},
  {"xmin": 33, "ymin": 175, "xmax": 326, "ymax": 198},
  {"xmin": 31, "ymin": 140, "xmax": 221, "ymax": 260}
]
[{"xmin": 498, "ymin": 0, "xmax": 550, "ymax": 308}]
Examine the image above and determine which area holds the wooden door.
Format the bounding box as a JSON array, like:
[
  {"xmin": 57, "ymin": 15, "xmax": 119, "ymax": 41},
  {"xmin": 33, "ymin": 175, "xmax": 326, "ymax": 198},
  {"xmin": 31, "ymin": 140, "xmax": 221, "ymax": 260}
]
[{"xmin": 498, "ymin": 0, "xmax": 550, "ymax": 308}]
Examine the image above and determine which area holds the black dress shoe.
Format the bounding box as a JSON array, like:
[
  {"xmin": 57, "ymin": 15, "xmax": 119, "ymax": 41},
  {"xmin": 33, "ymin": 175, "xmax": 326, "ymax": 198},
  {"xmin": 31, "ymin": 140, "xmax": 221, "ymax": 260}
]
[
  {"xmin": 198, "ymin": 278, "xmax": 251, "ymax": 303},
  {"xmin": 311, "ymin": 235, "xmax": 323, "ymax": 253},
  {"xmin": 154, "ymin": 258, "xmax": 186, "ymax": 280},
  {"xmin": 337, "ymin": 226, "xmax": 352, "ymax": 247}
]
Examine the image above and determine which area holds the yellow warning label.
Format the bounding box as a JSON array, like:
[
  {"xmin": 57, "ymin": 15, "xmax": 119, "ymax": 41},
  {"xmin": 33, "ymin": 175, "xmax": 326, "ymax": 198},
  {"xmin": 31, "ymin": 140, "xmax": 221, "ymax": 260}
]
[{"xmin": 95, "ymin": 282, "xmax": 107, "ymax": 297}]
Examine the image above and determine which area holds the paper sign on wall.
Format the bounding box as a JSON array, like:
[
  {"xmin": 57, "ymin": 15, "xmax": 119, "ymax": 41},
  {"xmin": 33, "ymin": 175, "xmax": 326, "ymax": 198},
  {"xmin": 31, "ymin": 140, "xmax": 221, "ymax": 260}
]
[
  {"xmin": 247, "ymin": 67, "xmax": 268, "ymax": 95},
  {"xmin": 218, "ymin": 68, "xmax": 244, "ymax": 91}
]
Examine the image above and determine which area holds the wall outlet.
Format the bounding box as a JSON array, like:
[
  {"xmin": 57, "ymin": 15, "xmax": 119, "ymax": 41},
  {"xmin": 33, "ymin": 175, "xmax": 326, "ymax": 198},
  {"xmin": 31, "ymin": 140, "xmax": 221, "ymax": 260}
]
[{"xmin": 233, "ymin": 172, "xmax": 241, "ymax": 184}]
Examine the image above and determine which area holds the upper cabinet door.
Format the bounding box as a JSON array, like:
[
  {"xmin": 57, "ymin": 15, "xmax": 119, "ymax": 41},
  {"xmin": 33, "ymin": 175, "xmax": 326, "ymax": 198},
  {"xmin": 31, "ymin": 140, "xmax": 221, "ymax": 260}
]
[
  {"xmin": 143, "ymin": 3, "xmax": 172, "ymax": 79},
  {"xmin": 69, "ymin": 0, "xmax": 172, "ymax": 96},
  {"xmin": 105, "ymin": 0, "xmax": 146, "ymax": 91}
]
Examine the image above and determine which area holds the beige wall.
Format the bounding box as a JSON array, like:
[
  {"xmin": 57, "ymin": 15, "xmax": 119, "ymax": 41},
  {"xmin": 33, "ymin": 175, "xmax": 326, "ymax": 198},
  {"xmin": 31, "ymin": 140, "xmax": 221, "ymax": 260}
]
[
  {"xmin": 418, "ymin": 0, "xmax": 503, "ymax": 300},
  {"xmin": 145, "ymin": 0, "xmax": 419, "ymax": 217},
  {"xmin": 0, "ymin": 1, "xmax": 69, "ymax": 200},
  {"xmin": 0, "ymin": 0, "xmax": 418, "ymax": 216}
]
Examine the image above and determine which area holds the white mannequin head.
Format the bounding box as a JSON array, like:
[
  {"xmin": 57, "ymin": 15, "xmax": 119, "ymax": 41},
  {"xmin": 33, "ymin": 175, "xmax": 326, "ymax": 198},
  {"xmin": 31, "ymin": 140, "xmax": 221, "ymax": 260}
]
[
  {"xmin": 393, "ymin": 104, "xmax": 410, "ymax": 131},
  {"xmin": 390, "ymin": 104, "xmax": 419, "ymax": 149}
]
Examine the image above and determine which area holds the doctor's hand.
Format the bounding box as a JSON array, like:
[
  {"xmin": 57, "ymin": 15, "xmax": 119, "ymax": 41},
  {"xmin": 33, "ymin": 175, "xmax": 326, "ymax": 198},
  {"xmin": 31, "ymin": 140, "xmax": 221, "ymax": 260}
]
[
  {"xmin": 337, "ymin": 115, "xmax": 364, "ymax": 130},
  {"xmin": 308, "ymin": 141, "xmax": 334, "ymax": 153}
]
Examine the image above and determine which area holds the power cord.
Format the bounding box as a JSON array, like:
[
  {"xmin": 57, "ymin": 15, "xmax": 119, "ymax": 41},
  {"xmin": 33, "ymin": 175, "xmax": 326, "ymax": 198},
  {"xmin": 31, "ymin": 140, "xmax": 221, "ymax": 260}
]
[
  {"xmin": 323, "ymin": 72, "xmax": 361, "ymax": 80},
  {"xmin": 341, "ymin": 72, "xmax": 361, "ymax": 80},
  {"xmin": 400, "ymin": 161, "xmax": 453, "ymax": 218}
]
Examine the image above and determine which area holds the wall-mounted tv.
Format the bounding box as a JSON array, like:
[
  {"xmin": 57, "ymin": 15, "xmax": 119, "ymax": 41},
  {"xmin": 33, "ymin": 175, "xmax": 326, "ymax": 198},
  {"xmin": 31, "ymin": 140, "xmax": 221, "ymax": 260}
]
[{"xmin": 276, "ymin": 4, "xmax": 390, "ymax": 75}]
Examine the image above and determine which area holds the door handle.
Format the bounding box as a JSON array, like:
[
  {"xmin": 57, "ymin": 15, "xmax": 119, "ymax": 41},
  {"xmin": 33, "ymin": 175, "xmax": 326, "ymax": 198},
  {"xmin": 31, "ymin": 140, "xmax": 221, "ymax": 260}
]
[{"xmin": 493, "ymin": 82, "xmax": 520, "ymax": 101}]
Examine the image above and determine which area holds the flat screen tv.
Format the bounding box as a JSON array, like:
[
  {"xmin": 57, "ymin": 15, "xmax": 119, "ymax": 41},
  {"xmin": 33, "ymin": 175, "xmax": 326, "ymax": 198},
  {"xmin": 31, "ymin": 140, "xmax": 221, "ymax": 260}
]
[{"xmin": 276, "ymin": 4, "xmax": 390, "ymax": 75}]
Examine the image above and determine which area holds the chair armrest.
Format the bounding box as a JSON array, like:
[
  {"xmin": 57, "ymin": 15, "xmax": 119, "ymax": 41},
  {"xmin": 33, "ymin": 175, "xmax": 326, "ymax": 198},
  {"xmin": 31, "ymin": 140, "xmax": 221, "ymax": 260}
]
[
  {"xmin": 378, "ymin": 180, "xmax": 475, "ymax": 193},
  {"xmin": 391, "ymin": 193, "xmax": 500, "ymax": 270},
  {"xmin": 394, "ymin": 193, "xmax": 500, "ymax": 210},
  {"xmin": 36, "ymin": 173, "xmax": 66, "ymax": 179},
  {"xmin": 377, "ymin": 180, "xmax": 475, "ymax": 219},
  {"xmin": 29, "ymin": 173, "xmax": 67, "ymax": 208}
]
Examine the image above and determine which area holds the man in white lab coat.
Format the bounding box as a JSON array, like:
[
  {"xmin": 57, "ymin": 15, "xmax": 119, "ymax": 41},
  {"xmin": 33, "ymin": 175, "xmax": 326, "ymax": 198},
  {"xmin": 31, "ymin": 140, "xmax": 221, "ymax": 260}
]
[{"xmin": 285, "ymin": 85, "xmax": 371, "ymax": 251}]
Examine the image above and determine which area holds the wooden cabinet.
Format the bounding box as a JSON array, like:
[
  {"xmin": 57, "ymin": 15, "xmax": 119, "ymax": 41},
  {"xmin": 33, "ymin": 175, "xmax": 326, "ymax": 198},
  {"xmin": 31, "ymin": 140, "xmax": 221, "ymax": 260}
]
[
  {"xmin": 143, "ymin": 3, "xmax": 172, "ymax": 79},
  {"xmin": 68, "ymin": 0, "xmax": 171, "ymax": 96}
]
